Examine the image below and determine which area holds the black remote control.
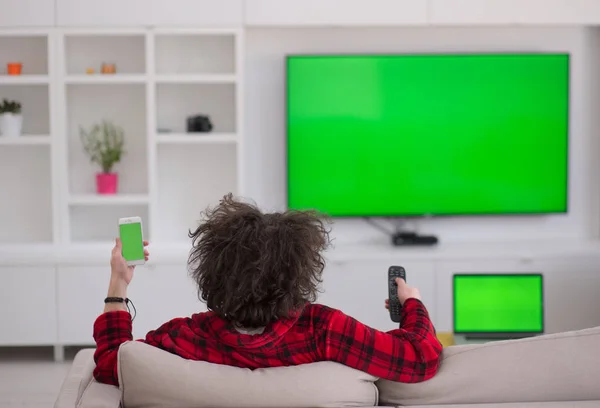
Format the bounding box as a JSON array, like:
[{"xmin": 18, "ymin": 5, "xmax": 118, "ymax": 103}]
[{"xmin": 388, "ymin": 266, "xmax": 407, "ymax": 323}]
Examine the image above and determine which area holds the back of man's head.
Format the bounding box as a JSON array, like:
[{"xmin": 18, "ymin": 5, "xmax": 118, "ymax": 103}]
[{"xmin": 188, "ymin": 194, "xmax": 331, "ymax": 328}]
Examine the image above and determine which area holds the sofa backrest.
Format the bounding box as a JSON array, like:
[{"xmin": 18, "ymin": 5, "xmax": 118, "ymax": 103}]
[
  {"xmin": 378, "ymin": 326, "xmax": 600, "ymax": 406},
  {"xmin": 117, "ymin": 341, "xmax": 379, "ymax": 408}
]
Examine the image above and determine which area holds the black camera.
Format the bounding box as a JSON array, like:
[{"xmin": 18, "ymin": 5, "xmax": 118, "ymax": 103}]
[{"xmin": 187, "ymin": 115, "xmax": 213, "ymax": 133}]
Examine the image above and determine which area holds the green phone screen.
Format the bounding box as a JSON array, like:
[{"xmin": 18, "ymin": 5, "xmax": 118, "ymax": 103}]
[{"xmin": 119, "ymin": 222, "xmax": 144, "ymax": 261}]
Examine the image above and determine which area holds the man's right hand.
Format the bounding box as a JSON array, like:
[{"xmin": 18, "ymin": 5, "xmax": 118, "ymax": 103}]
[{"xmin": 395, "ymin": 278, "xmax": 421, "ymax": 304}]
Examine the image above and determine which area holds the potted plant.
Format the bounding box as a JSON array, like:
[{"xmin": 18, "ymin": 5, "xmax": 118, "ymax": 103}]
[
  {"xmin": 0, "ymin": 99, "xmax": 23, "ymax": 138},
  {"xmin": 80, "ymin": 120, "xmax": 125, "ymax": 195}
]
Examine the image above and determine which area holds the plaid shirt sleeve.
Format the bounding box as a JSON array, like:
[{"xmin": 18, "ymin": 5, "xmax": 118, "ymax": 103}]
[
  {"xmin": 93, "ymin": 312, "xmax": 190, "ymax": 386},
  {"xmin": 93, "ymin": 311, "xmax": 133, "ymax": 386},
  {"xmin": 322, "ymin": 298, "xmax": 442, "ymax": 383}
]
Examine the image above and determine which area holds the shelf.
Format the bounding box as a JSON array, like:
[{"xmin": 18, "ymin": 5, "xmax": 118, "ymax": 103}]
[
  {"xmin": 155, "ymin": 74, "xmax": 236, "ymax": 84},
  {"xmin": 65, "ymin": 34, "xmax": 146, "ymax": 75},
  {"xmin": 67, "ymin": 84, "xmax": 148, "ymax": 195},
  {"xmin": 0, "ymin": 135, "xmax": 51, "ymax": 145},
  {"xmin": 0, "ymin": 36, "xmax": 49, "ymax": 76},
  {"xmin": 156, "ymin": 133, "xmax": 237, "ymax": 144},
  {"xmin": 156, "ymin": 83, "xmax": 236, "ymax": 133},
  {"xmin": 0, "ymin": 75, "xmax": 49, "ymax": 85},
  {"xmin": 69, "ymin": 204, "xmax": 149, "ymax": 243},
  {"xmin": 68, "ymin": 194, "xmax": 150, "ymax": 206},
  {"xmin": 4, "ymin": 240, "xmax": 600, "ymax": 267},
  {"xmin": 0, "ymin": 146, "xmax": 52, "ymax": 244},
  {"xmin": 65, "ymin": 74, "xmax": 147, "ymax": 84},
  {"xmin": 155, "ymin": 34, "xmax": 236, "ymax": 75},
  {"xmin": 156, "ymin": 144, "xmax": 237, "ymax": 241},
  {"xmin": 0, "ymin": 85, "xmax": 50, "ymax": 134}
]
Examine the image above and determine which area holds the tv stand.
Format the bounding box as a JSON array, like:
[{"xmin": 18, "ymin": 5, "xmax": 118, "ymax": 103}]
[
  {"xmin": 392, "ymin": 231, "xmax": 439, "ymax": 247},
  {"xmin": 363, "ymin": 217, "xmax": 439, "ymax": 247}
]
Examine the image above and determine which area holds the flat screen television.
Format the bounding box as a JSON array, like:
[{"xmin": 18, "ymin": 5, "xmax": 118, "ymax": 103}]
[
  {"xmin": 287, "ymin": 53, "xmax": 570, "ymax": 217},
  {"xmin": 453, "ymin": 274, "xmax": 544, "ymax": 338}
]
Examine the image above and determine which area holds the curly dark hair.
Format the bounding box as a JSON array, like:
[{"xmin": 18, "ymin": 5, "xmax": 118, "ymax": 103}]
[{"xmin": 188, "ymin": 194, "xmax": 331, "ymax": 328}]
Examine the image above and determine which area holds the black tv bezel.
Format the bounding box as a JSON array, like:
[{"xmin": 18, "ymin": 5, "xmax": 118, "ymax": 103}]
[
  {"xmin": 452, "ymin": 273, "xmax": 545, "ymax": 338},
  {"xmin": 285, "ymin": 52, "xmax": 571, "ymax": 218}
]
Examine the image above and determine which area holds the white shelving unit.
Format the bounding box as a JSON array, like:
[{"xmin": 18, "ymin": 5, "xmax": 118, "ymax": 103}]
[
  {"xmin": 0, "ymin": 30, "xmax": 57, "ymax": 245},
  {"xmin": 0, "ymin": 27, "xmax": 244, "ymax": 248},
  {"xmin": 151, "ymin": 28, "xmax": 243, "ymax": 244},
  {"xmin": 51, "ymin": 28, "xmax": 243, "ymax": 244}
]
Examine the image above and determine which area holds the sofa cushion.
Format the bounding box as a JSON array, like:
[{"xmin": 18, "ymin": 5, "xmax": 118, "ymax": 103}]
[
  {"xmin": 77, "ymin": 380, "xmax": 121, "ymax": 408},
  {"xmin": 55, "ymin": 349, "xmax": 122, "ymax": 408},
  {"xmin": 117, "ymin": 341, "xmax": 378, "ymax": 408},
  {"xmin": 409, "ymin": 403, "xmax": 600, "ymax": 408},
  {"xmin": 378, "ymin": 326, "xmax": 600, "ymax": 406}
]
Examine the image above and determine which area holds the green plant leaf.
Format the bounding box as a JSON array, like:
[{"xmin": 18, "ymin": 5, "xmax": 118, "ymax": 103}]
[{"xmin": 79, "ymin": 120, "xmax": 125, "ymax": 173}]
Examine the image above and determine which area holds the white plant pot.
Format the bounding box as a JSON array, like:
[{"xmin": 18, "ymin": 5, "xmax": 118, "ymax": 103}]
[{"xmin": 0, "ymin": 113, "xmax": 23, "ymax": 138}]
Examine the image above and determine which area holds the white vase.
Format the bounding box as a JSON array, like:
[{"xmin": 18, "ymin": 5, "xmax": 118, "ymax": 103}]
[{"xmin": 0, "ymin": 113, "xmax": 23, "ymax": 138}]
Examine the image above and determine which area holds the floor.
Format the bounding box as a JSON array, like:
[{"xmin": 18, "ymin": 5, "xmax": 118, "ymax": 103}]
[{"xmin": 0, "ymin": 348, "xmax": 76, "ymax": 408}]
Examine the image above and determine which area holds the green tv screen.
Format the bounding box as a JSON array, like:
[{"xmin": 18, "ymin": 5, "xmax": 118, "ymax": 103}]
[
  {"xmin": 287, "ymin": 54, "xmax": 570, "ymax": 216},
  {"xmin": 454, "ymin": 274, "xmax": 544, "ymax": 334}
]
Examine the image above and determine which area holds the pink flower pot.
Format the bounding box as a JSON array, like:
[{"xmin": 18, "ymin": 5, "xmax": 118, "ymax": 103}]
[{"xmin": 96, "ymin": 172, "xmax": 118, "ymax": 195}]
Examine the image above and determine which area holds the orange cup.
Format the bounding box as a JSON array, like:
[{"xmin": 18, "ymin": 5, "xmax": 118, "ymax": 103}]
[{"xmin": 7, "ymin": 63, "xmax": 22, "ymax": 76}]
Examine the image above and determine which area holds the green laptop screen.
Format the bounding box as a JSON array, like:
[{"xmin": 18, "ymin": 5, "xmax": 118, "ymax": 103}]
[{"xmin": 453, "ymin": 274, "xmax": 544, "ymax": 334}]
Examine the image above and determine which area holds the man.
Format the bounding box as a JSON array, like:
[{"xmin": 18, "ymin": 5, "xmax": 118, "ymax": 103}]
[{"xmin": 93, "ymin": 194, "xmax": 442, "ymax": 386}]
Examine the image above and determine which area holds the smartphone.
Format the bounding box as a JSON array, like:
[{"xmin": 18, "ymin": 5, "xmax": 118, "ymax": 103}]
[{"xmin": 118, "ymin": 217, "xmax": 145, "ymax": 266}]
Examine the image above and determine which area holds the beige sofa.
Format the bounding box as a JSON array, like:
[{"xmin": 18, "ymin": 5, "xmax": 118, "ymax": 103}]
[{"xmin": 55, "ymin": 326, "xmax": 600, "ymax": 408}]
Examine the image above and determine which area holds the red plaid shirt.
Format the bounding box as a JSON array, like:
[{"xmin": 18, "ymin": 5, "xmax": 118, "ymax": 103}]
[{"xmin": 93, "ymin": 299, "xmax": 442, "ymax": 386}]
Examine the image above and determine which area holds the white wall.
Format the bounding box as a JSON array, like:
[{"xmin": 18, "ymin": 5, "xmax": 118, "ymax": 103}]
[{"xmin": 244, "ymin": 27, "xmax": 600, "ymax": 245}]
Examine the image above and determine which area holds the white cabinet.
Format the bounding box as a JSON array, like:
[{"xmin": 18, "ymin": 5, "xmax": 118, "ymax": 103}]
[
  {"xmin": 520, "ymin": 0, "xmax": 600, "ymax": 24},
  {"xmin": 0, "ymin": 0, "xmax": 54, "ymax": 27},
  {"xmin": 245, "ymin": 0, "xmax": 428, "ymax": 26},
  {"xmin": 127, "ymin": 264, "xmax": 205, "ymax": 339},
  {"xmin": 534, "ymin": 256, "xmax": 600, "ymax": 334},
  {"xmin": 0, "ymin": 267, "xmax": 56, "ymax": 345},
  {"xmin": 428, "ymin": 0, "xmax": 520, "ymax": 25},
  {"xmin": 151, "ymin": 0, "xmax": 243, "ymax": 27},
  {"xmin": 57, "ymin": 266, "xmax": 110, "ymax": 344},
  {"xmin": 56, "ymin": 0, "xmax": 151, "ymax": 27},
  {"xmin": 433, "ymin": 256, "xmax": 600, "ymax": 334},
  {"xmin": 319, "ymin": 260, "xmax": 436, "ymax": 332},
  {"xmin": 58, "ymin": 264, "xmax": 203, "ymax": 343}
]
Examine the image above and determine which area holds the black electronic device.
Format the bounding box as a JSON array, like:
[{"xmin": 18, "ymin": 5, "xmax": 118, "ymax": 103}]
[
  {"xmin": 388, "ymin": 266, "xmax": 406, "ymax": 323},
  {"xmin": 392, "ymin": 232, "xmax": 439, "ymax": 247},
  {"xmin": 187, "ymin": 115, "xmax": 213, "ymax": 133}
]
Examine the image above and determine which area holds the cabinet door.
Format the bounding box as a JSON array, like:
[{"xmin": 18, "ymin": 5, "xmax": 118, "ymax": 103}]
[
  {"xmin": 434, "ymin": 259, "xmax": 538, "ymax": 333},
  {"xmin": 520, "ymin": 0, "xmax": 600, "ymax": 24},
  {"xmin": 56, "ymin": 0, "xmax": 151, "ymax": 26},
  {"xmin": 58, "ymin": 264, "xmax": 203, "ymax": 343},
  {"xmin": 245, "ymin": 0, "xmax": 428, "ymax": 26},
  {"xmin": 127, "ymin": 264, "xmax": 205, "ymax": 339},
  {"xmin": 429, "ymin": 0, "xmax": 519, "ymax": 25},
  {"xmin": 319, "ymin": 260, "xmax": 436, "ymax": 332},
  {"xmin": 0, "ymin": 267, "xmax": 57, "ymax": 345},
  {"xmin": 0, "ymin": 0, "xmax": 54, "ymax": 27},
  {"xmin": 57, "ymin": 266, "xmax": 110, "ymax": 345},
  {"xmin": 151, "ymin": 0, "xmax": 243, "ymax": 26},
  {"xmin": 534, "ymin": 256, "xmax": 600, "ymax": 334}
]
